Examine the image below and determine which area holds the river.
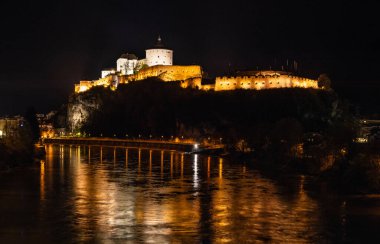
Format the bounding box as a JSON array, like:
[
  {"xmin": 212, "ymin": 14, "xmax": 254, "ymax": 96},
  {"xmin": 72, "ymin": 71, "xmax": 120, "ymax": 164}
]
[{"xmin": 1, "ymin": 144, "xmax": 380, "ymax": 243}]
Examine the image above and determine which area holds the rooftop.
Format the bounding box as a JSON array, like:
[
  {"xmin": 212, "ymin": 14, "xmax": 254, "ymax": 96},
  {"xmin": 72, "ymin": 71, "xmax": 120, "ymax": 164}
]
[
  {"xmin": 147, "ymin": 35, "xmax": 171, "ymax": 50},
  {"xmin": 120, "ymin": 53, "xmax": 138, "ymax": 60}
]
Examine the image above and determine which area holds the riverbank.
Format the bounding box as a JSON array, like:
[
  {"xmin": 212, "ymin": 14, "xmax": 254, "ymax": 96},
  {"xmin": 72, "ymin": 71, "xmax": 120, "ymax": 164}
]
[
  {"xmin": 219, "ymin": 143, "xmax": 380, "ymax": 195},
  {"xmin": 0, "ymin": 143, "xmax": 45, "ymax": 172}
]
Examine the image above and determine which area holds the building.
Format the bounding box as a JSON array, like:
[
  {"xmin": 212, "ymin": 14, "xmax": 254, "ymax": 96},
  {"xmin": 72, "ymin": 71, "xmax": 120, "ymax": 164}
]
[
  {"xmin": 214, "ymin": 70, "xmax": 318, "ymax": 91},
  {"xmin": 356, "ymin": 119, "xmax": 380, "ymax": 143},
  {"xmin": 74, "ymin": 36, "xmax": 319, "ymax": 93},
  {"xmin": 0, "ymin": 116, "xmax": 24, "ymax": 139},
  {"xmin": 145, "ymin": 36, "xmax": 173, "ymax": 66}
]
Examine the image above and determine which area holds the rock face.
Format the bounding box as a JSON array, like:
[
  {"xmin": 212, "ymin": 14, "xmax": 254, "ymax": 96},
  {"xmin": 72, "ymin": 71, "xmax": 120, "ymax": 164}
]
[{"xmin": 67, "ymin": 92, "xmax": 100, "ymax": 132}]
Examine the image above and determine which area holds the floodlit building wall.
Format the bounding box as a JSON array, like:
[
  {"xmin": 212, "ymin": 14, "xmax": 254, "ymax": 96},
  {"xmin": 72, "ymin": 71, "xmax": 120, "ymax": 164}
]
[
  {"xmin": 117, "ymin": 58, "xmax": 138, "ymax": 75},
  {"xmin": 75, "ymin": 81, "xmax": 93, "ymax": 93},
  {"xmin": 101, "ymin": 69, "xmax": 116, "ymax": 78},
  {"xmin": 180, "ymin": 77, "xmax": 202, "ymax": 89},
  {"xmin": 75, "ymin": 65, "xmax": 202, "ymax": 93},
  {"xmin": 128, "ymin": 65, "xmax": 202, "ymax": 82},
  {"xmin": 201, "ymin": 84, "xmax": 215, "ymax": 91},
  {"xmin": 146, "ymin": 49, "xmax": 173, "ymax": 66},
  {"xmin": 214, "ymin": 74, "xmax": 318, "ymax": 91}
]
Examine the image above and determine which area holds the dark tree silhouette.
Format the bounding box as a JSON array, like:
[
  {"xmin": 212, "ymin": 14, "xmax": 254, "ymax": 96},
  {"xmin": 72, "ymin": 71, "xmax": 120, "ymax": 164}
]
[{"xmin": 24, "ymin": 106, "xmax": 40, "ymax": 142}]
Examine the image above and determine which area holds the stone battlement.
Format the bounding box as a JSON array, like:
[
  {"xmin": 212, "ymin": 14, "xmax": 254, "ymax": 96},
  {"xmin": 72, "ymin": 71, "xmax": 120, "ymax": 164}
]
[{"xmin": 213, "ymin": 73, "xmax": 318, "ymax": 91}]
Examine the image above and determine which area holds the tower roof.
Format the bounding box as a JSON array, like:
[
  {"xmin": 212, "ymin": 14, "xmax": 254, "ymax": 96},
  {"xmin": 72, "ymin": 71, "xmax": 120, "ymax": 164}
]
[
  {"xmin": 147, "ymin": 35, "xmax": 171, "ymax": 50},
  {"xmin": 119, "ymin": 53, "xmax": 137, "ymax": 60},
  {"xmin": 154, "ymin": 35, "xmax": 165, "ymax": 48}
]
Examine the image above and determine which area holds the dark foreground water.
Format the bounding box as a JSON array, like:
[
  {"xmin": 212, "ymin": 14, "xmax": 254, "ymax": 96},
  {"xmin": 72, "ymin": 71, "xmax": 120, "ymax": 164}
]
[{"xmin": 1, "ymin": 145, "xmax": 380, "ymax": 243}]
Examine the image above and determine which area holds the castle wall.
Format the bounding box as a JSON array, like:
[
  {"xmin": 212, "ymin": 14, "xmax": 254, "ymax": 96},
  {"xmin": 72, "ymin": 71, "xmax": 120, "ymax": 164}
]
[
  {"xmin": 101, "ymin": 69, "xmax": 116, "ymax": 78},
  {"xmin": 75, "ymin": 81, "xmax": 93, "ymax": 93},
  {"xmin": 180, "ymin": 77, "xmax": 202, "ymax": 89},
  {"xmin": 214, "ymin": 75, "xmax": 318, "ymax": 91},
  {"xmin": 146, "ymin": 49, "xmax": 173, "ymax": 66},
  {"xmin": 123, "ymin": 65, "xmax": 202, "ymax": 83},
  {"xmin": 201, "ymin": 84, "xmax": 215, "ymax": 91},
  {"xmin": 117, "ymin": 58, "xmax": 138, "ymax": 75}
]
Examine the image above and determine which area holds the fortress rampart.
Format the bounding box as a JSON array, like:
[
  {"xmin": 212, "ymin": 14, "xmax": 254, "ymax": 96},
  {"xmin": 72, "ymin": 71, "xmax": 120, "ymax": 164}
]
[
  {"xmin": 74, "ymin": 65, "xmax": 203, "ymax": 93},
  {"xmin": 213, "ymin": 74, "xmax": 318, "ymax": 91},
  {"xmin": 123, "ymin": 65, "xmax": 202, "ymax": 83},
  {"xmin": 73, "ymin": 36, "xmax": 319, "ymax": 94}
]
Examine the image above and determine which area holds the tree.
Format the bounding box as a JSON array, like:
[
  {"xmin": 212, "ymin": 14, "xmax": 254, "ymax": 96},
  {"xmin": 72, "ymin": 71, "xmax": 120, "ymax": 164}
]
[
  {"xmin": 24, "ymin": 106, "xmax": 40, "ymax": 142},
  {"xmin": 318, "ymin": 73, "xmax": 332, "ymax": 90}
]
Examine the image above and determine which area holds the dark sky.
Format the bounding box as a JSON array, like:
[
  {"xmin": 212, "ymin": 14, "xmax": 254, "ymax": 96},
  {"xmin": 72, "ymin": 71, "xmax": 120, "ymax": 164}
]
[{"xmin": 1, "ymin": 0, "xmax": 379, "ymax": 115}]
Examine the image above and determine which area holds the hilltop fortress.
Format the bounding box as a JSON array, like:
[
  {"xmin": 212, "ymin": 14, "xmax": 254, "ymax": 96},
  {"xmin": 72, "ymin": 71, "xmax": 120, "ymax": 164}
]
[{"xmin": 74, "ymin": 36, "xmax": 318, "ymax": 93}]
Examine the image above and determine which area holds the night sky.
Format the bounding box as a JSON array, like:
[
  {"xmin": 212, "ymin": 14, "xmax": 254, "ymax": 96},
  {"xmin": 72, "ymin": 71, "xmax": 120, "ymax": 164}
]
[{"xmin": 1, "ymin": 0, "xmax": 379, "ymax": 115}]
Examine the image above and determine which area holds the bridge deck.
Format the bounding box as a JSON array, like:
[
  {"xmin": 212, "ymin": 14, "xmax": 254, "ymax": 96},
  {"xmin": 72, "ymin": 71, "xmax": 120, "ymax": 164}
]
[{"xmin": 43, "ymin": 137, "xmax": 199, "ymax": 152}]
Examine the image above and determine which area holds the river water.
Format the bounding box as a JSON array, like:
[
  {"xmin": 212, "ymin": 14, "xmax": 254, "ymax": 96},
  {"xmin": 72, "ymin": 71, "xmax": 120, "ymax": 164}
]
[{"xmin": 1, "ymin": 144, "xmax": 380, "ymax": 243}]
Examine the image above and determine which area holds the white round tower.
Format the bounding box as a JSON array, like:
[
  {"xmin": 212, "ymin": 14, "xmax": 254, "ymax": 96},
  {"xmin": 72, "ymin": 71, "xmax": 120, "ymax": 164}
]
[{"xmin": 145, "ymin": 36, "xmax": 173, "ymax": 67}]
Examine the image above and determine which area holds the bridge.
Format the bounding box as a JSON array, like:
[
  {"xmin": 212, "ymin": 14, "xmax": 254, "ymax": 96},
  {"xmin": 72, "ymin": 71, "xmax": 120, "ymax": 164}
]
[{"xmin": 43, "ymin": 137, "xmax": 224, "ymax": 153}]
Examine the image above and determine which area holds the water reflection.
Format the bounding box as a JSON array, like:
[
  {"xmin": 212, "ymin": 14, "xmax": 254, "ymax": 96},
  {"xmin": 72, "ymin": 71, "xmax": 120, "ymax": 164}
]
[
  {"xmin": 40, "ymin": 160, "xmax": 45, "ymax": 201},
  {"xmin": 4, "ymin": 144, "xmax": 380, "ymax": 243},
  {"xmin": 193, "ymin": 154, "xmax": 199, "ymax": 189},
  {"xmin": 39, "ymin": 145, "xmax": 326, "ymax": 242}
]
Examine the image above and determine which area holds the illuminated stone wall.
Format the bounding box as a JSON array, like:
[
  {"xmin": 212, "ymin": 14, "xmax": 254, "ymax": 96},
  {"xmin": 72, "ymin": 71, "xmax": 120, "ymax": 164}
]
[
  {"xmin": 75, "ymin": 81, "xmax": 93, "ymax": 93},
  {"xmin": 122, "ymin": 65, "xmax": 202, "ymax": 83},
  {"xmin": 146, "ymin": 49, "xmax": 173, "ymax": 66},
  {"xmin": 101, "ymin": 68, "xmax": 116, "ymax": 78},
  {"xmin": 201, "ymin": 84, "xmax": 215, "ymax": 91},
  {"xmin": 180, "ymin": 77, "xmax": 202, "ymax": 89},
  {"xmin": 117, "ymin": 58, "xmax": 138, "ymax": 75},
  {"xmin": 75, "ymin": 65, "xmax": 202, "ymax": 93},
  {"xmin": 214, "ymin": 74, "xmax": 318, "ymax": 91},
  {"xmin": 74, "ymin": 67, "xmax": 318, "ymax": 94}
]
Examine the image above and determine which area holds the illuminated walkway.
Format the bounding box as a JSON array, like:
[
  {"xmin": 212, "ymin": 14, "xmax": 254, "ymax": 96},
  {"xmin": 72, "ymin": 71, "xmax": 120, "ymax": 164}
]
[{"xmin": 43, "ymin": 137, "xmax": 223, "ymax": 153}]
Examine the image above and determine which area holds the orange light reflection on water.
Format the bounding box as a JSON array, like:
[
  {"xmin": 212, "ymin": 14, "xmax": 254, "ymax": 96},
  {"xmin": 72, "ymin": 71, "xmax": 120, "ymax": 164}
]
[{"xmin": 39, "ymin": 145, "xmax": 325, "ymax": 243}]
